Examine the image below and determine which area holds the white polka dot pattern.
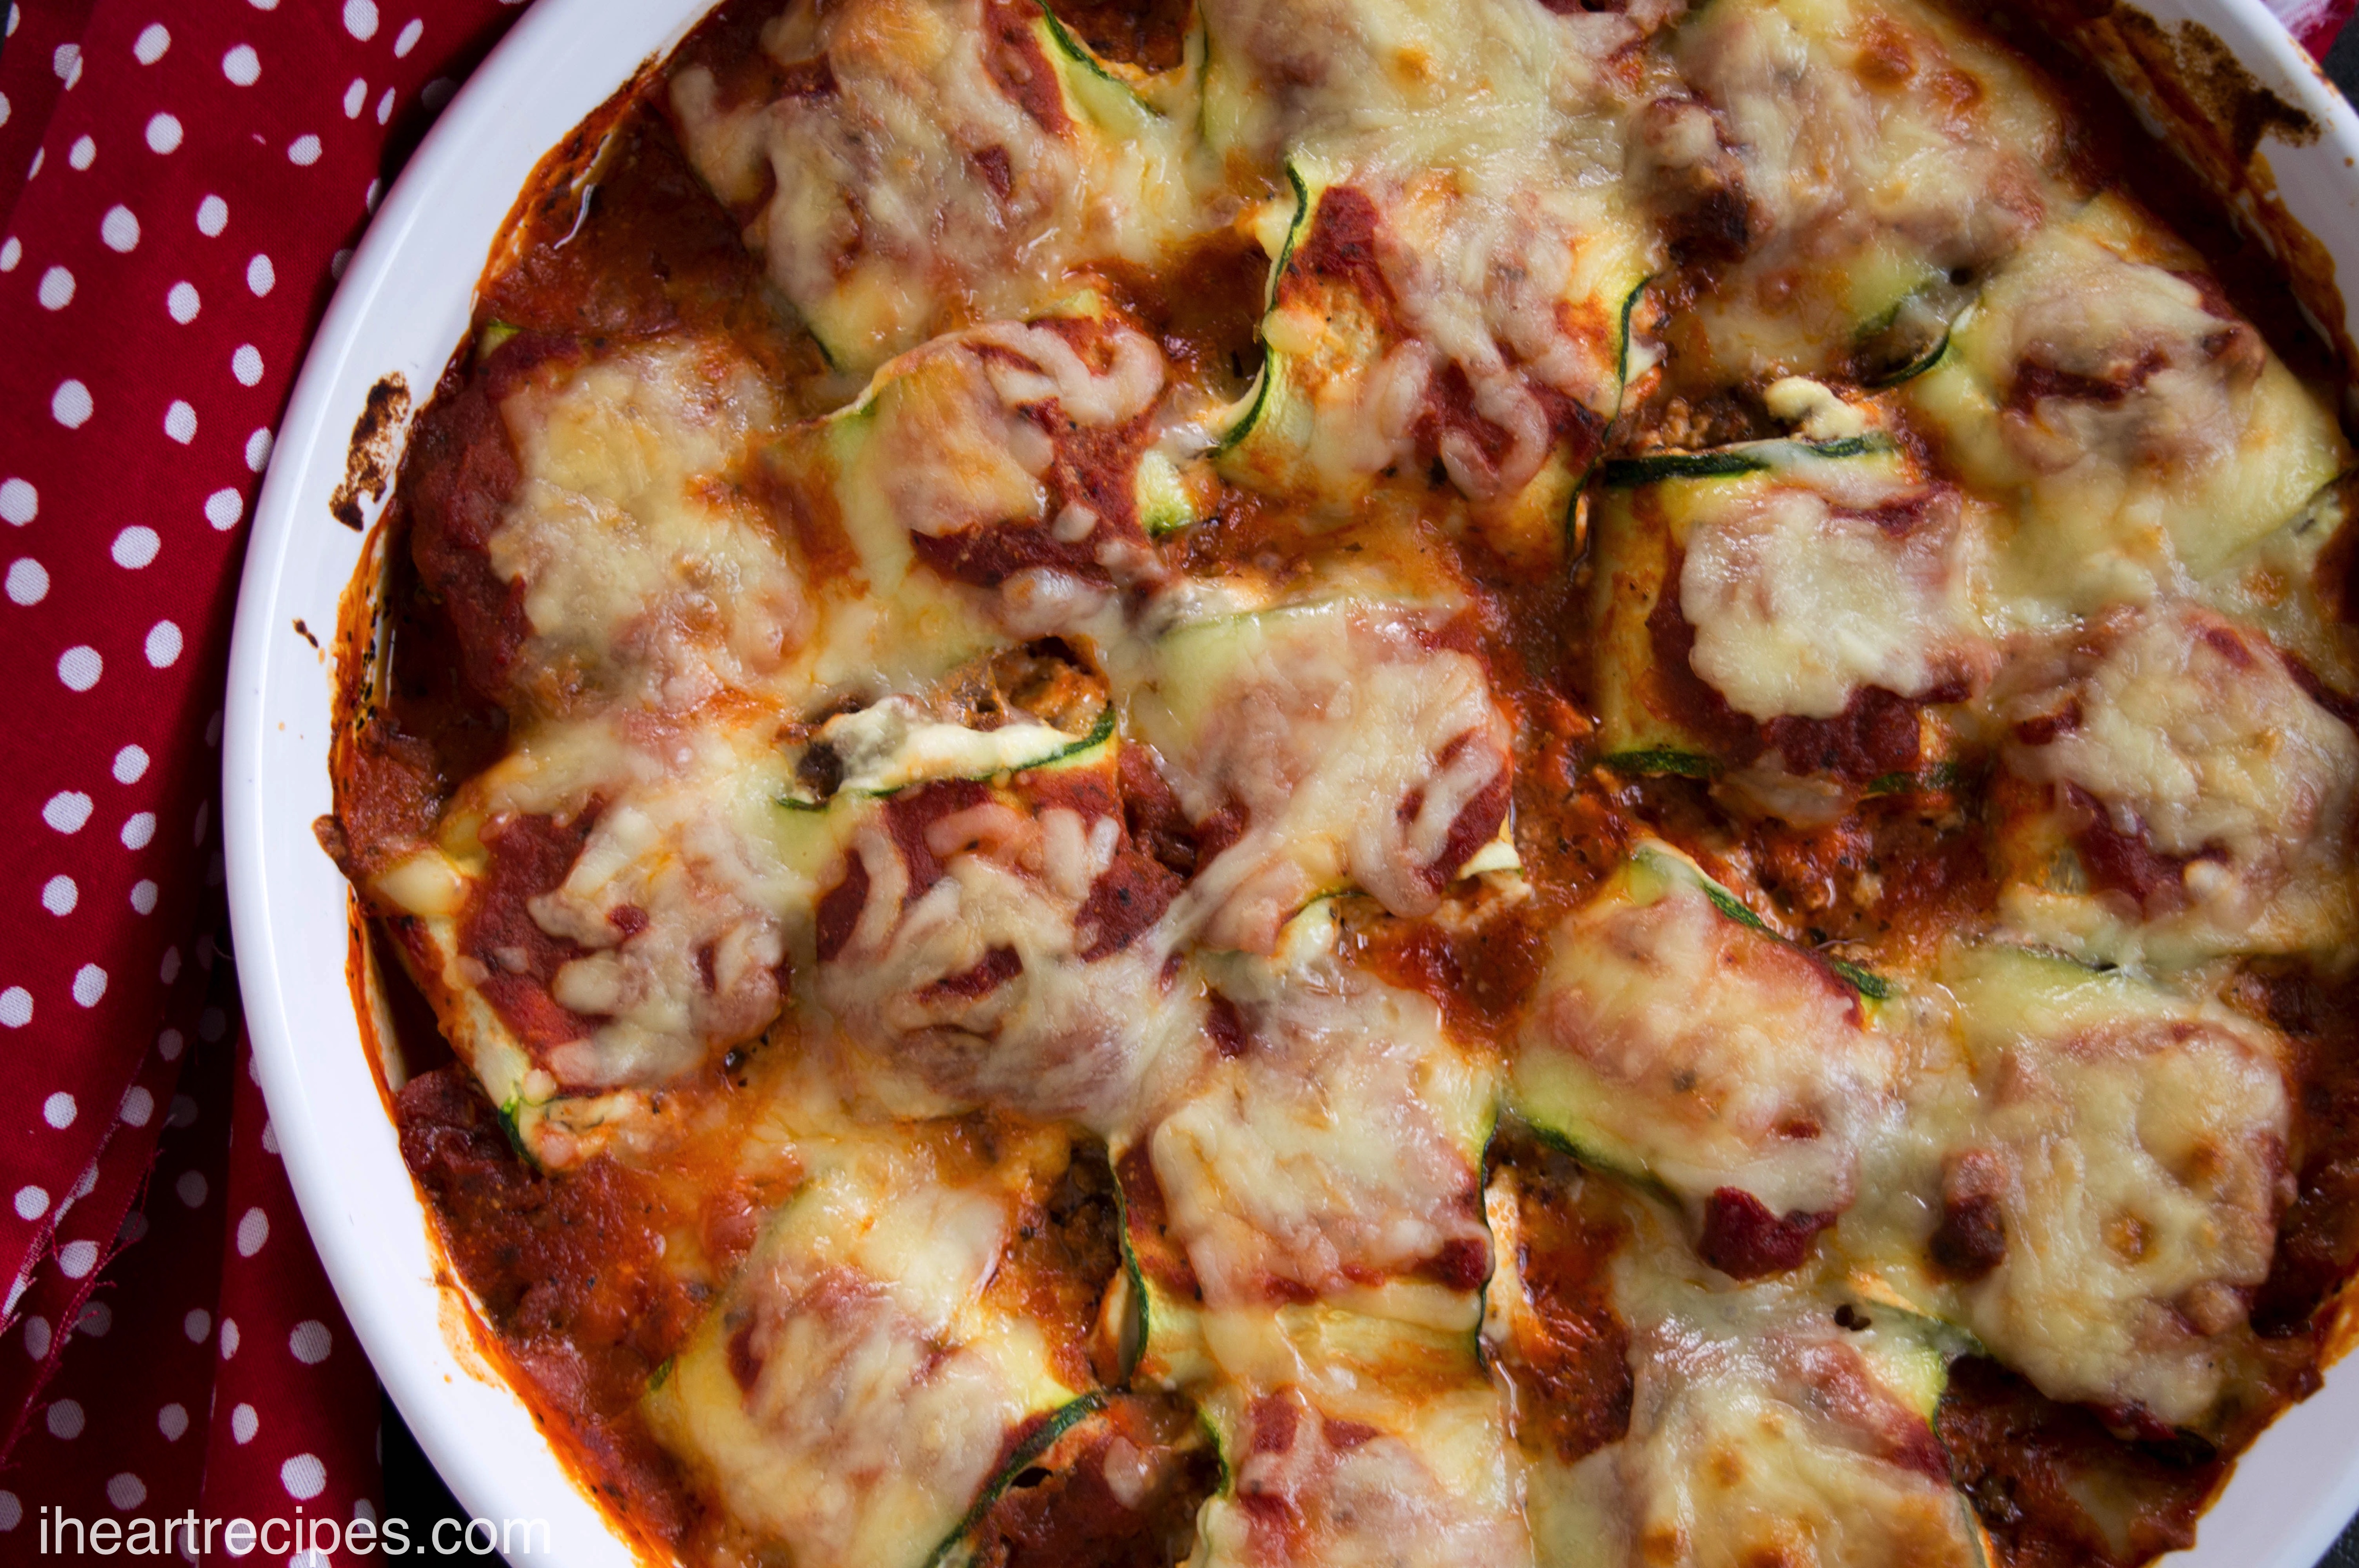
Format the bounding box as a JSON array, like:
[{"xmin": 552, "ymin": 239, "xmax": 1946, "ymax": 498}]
[
  {"xmin": 50, "ymin": 379, "xmax": 92, "ymax": 427},
  {"xmin": 7, "ymin": 558, "xmax": 49, "ymax": 604},
  {"xmin": 55, "ymin": 645, "xmax": 100, "ymax": 690},
  {"xmin": 280, "ymin": 1452, "xmax": 325, "ymax": 1501},
  {"xmin": 288, "ymin": 1319, "xmax": 330, "ymax": 1364},
  {"xmin": 0, "ymin": 0, "xmax": 525, "ymax": 1539},
  {"xmin": 111, "ymin": 527, "xmax": 158, "ymax": 569}
]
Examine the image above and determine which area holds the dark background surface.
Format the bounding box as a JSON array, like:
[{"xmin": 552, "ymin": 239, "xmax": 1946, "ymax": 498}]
[{"xmin": 380, "ymin": 18, "xmax": 2359, "ymax": 1568}]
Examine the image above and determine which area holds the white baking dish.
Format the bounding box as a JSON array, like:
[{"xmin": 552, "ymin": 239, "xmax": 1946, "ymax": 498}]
[{"xmin": 221, "ymin": 2, "xmax": 2359, "ymax": 1563}]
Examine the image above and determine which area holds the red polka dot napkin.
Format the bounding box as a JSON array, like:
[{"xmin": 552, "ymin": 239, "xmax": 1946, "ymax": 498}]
[
  {"xmin": 2276, "ymin": 0, "xmax": 2359, "ymax": 58},
  {"xmin": 0, "ymin": 0, "xmax": 525, "ymax": 1550},
  {"xmin": 0, "ymin": 0, "xmax": 2352, "ymax": 1559}
]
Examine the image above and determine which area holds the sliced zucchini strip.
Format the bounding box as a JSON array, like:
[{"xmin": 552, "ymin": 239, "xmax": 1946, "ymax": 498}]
[
  {"xmin": 1587, "ymin": 434, "xmax": 1982, "ymax": 780},
  {"xmin": 1212, "ymin": 157, "xmax": 1652, "ymax": 554},
  {"xmin": 1509, "ymin": 843, "xmax": 1899, "ymax": 1261},
  {"xmin": 1903, "ymin": 192, "xmax": 2349, "ymax": 622},
  {"xmin": 1487, "ymin": 1172, "xmax": 1989, "ymax": 1568},
  {"xmin": 1835, "ymin": 943, "xmax": 2294, "ymax": 1435},
  {"xmin": 1184, "ymin": 1325, "xmax": 1525, "ymax": 1568},
  {"xmin": 647, "ymin": 1155, "xmax": 1090, "ymax": 1568}
]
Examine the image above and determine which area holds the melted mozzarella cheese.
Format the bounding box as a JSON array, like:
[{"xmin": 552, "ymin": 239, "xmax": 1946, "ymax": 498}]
[
  {"xmin": 816, "ymin": 698, "xmax": 1083, "ymax": 795},
  {"xmin": 1192, "ymin": 0, "xmax": 1665, "ymax": 553},
  {"xmin": 1603, "ymin": 1281, "xmax": 1977, "ymax": 1568},
  {"xmin": 1514, "ymin": 848, "xmax": 1899, "ymax": 1222},
  {"xmin": 1225, "ymin": 159, "xmax": 1651, "ymax": 540},
  {"xmin": 1130, "ymin": 597, "xmax": 1512, "ymax": 954},
  {"xmin": 462, "ymin": 715, "xmax": 811, "ymax": 1087},
  {"xmin": 770, "ymin": 301, "xmax": 1172, "ymax": 677},
  {"xmin": 670, "ymin": 0, "xmax": 1208, "ymax": 373},
  {"xmin": 646, "ymin": 1153, "xmax": 1074, "ymax": 1568},
  {"xmin": 494, "ymin": 337, "xmax": 807, "ymax": 715},
  {"xmin": 1666, "ymin": 0, "xmax": 2065, "ymax": 383},
  {"xmin": 368, "ymin": 711, "xmax": 821, "ymax": 1164},
  {"xmin": 1210, "ymin": 90, "xmax": 1657, "ymax": 558},
  {"xmin": 1907, "ymin": 195, "xmax": 2348, "ymax": 624},
  {"xmin": 813, "ymin": 779, "xmax": 1197, "ymax": 1132},
  {"xmin": 1939, "ymin": 946, "xmax": 2290, "ymax": 1428},
  {"xmin": 1147, "ymin": 953, "xmax": 1490, "ymax": 1310},
  {"xmin": 1995, "ymin": 600, "xmax": 2359, "ymax": 962},
  {"xmin": 1192, "ymin": 1381, "xmax": 1532, "ymax": 1568},
  {"xmin": 1198, "ymin": 0, "xmax": 1660, "ymax": 169},
  {"xmin": 1672, "ymin": 451, "xmax": 1993, "ymax": 720},
  {"xmin": 1488, "ymin": 1180, "xmax": 1979, "ymax": 1568}
]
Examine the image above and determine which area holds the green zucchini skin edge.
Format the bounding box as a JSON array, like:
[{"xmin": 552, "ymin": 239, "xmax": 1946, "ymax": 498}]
[
  {"xmin": 1599, "ymin": 433, "xmax": 1893, "ymax": 489},
  {"xmin": 1689, "ymin": 865, "xmax": 1893, "ymax": 1002},
  {"xmin": 1600, "ymin": 448, "xmax": 1770, "ymax": 487},
  {"xmin": 925, "ymin": 1391, "xmax": 1111, "ymax": 1568},
  {"xmin": 1210, "ymin": 162, "xmax": 1313, "ymax": 460},
  {"xmin": 1516, "ymin": 1117, "xmax": 1680, "ymax": 1213},
  {"xmin": 1865, "ymin": 760, "xmax": 1964, "ymax": 797},
  {"xmin": 1566, "ymin": 272, "xmax": 1659, "ymax": 558},
  {"xmin": 1865, "ymin": 327, "xmax": 1951, "ymax": 390},
  {"xmin": 476, "ymin": 319, "xmax": 521, "ymax": 362},
  {"xmin": 1109, "ymin": 1156, "xmax": 1154, "ymax": 1384},
  {"xmin": 495, "ymin": 1096, "xmax": 536, "ymax": 1166},
  {"xmin": 1598, "ymin": 748, "xmax": 1720, "ymax": 780},
  {"xmin": 774, "ymin": 704, "xmax": 1118, "ymax": 813},
  {"xmin": 1825, "ymin": 958, "xmax": 1894, "ymax": 1001},
  {"xmin": 1032, "ymin": 0, "xmax": 1136, "ymax": 94}
]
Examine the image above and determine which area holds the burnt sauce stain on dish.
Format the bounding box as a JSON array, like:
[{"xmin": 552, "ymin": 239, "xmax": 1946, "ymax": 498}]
[
  {"xmin": 330, "ymin": 373, "xmax": 413, "ymax": 532},
  {"xmin": 2107, "ymin": 4, "xmax": 2319, "ymax": 165}
]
